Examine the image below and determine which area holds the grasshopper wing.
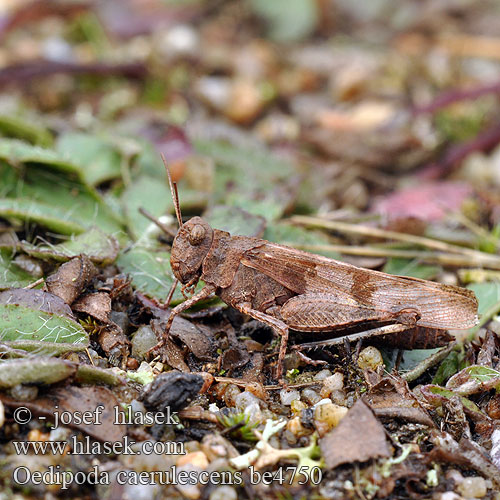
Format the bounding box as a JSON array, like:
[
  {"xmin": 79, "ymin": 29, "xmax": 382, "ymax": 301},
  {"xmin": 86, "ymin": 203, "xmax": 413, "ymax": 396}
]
[{"xmin": 241, "ymin": 243, "xmax": 478, "ymax": 330}]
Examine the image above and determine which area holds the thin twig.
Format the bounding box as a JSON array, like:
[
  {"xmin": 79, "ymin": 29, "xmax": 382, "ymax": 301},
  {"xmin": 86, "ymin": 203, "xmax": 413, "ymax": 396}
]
[
  {"xmin": 289, "ymin": 244, "xmax": 500, "ymax": 270},
  {"xmin": 290, "ymin": 215, "xmax": 500, "ymax": 267},
  {"xmin": 213, "ymin": 376, "xmax": 320, "ymax": 391},
  {"xmin": 23, "ymin": 277, "xmax": 44, "ymax": 289},
  {"xmin": 402, "ymin": 343, "xmax": 456, "ymax": 382}
]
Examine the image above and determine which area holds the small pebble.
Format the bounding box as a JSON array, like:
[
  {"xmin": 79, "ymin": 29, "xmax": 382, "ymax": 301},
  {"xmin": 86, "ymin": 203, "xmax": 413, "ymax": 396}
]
[
  {"xmin": 175, "ymin": 465, "xmax": 202, "ymax": 499},
  {"xmin": 129, "ymin": 483, "xmax": 161, "ymax": 500},
  {"xmin": 244, "ymin": 402, "xmax": 263, "ymax": 426},
  {"xmin": 320, "ymin": 373, "xmax": 344, "ymax": 398},
  {"xmin": 313, "ymin": 369, "xmax": 332, "ymax": 381},
  {"xmin": 131, "ymin": 325, "xmax": 157, "ymax": 361},
  {"xmin": 27, "ymin": 429, "xmax": 49, "ymax": 442},
  {"xmin": 314, "ymin": 403, "xmax": 348, "ymax": 436},
  {"xmin": 286, "ymin": 416, "xmax": 311, "ymax": 438},
  {"xmin": 177, "ymin": 451, "xmax": 209, "ymax": 469},
  {"xmin": 184, "ymin": 441, "xmax": 201, "ymax": 454},
  {"xmin": 291, "ymin": 399, "xmax": 307, "ymax": 415},
  {"xmin": 209, "ymin": 485, "xmax": 238, "ymax": 500},
  {"xmin": 245, "ymin": 381, "xmax": 267, "ymax": 401},
  {"xmin": 301, "ymin": 388, "xmax": 322, "ymax": 405},
  {"xmin": 127, "ymin": 399, "xmax": 148, "ymax": 420},
  {"xmin": 329, "ymin": 390, "xmax": 347, "ymax": 406},
  {"xmin": 223, "ymin": 384, "xmax": 241, "ymax": 407},
  {"xmin": 284, "ymin": 429, "xmax": 298, "ymax": 445},
  {"xmin": 10, "ymin": 384, "xmax": 38, "ymax": 401},
  {"xmin": 357, "ymin": 346, "xmax": 384, "ymax": 370},
  {"xmin": 312, "ymin": 398, "xmax": 332, "ymax": 409},
  {"xmin": 49, "ymin": 426, "xmax": 70, "ymax": 442},
  {"xmin": 439, "ymin": 493, "xmax": 464, "ymax": 500},
  {"xmin": 280, "ymin": 388, "xmax": 300, "ymax": 406},
  {"xmin": 126, "ymin": 357, "xmax": 139, "ymax": 370},
  {"xmin": 234, "ymin": 391, "xmax": 264, "ymax": 412},
  {"xmin": 457, "ymin": 477, "xmax": 487, "ymax": 498},
  {"xmin": 201, "ymin": 434, "xmax": 232, "ymax": 461}
]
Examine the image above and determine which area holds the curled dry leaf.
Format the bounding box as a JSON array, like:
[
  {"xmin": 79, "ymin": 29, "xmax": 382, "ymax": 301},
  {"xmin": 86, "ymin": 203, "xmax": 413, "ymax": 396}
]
[
  {"xmin": 97, "ymin": 323, "xmax": 130, "ymax": 363},
  {"xmin": 75, "ymin": 364, "xmax": 125, "ymax": 386},
  {"xmin": 72, "ymin": 292, "xmax": 112, "ymax": 323},
  {"xmin": 139, "ymin": 294, "xmax": 217, "ymax": 361},
  {"xmin": 45, "ymin": 255, "xmax": 97, "ymax": 305},
  {"xmin": 22, "ymin": 228, "xmax": 120, "ymax": 265},
  {"xmin": 364, "ymin": 376, "xmax": 435, "ymax": 428},
  {"xmin": 319, "ymin": 399, "xmax": 392, "ymax": 469}
]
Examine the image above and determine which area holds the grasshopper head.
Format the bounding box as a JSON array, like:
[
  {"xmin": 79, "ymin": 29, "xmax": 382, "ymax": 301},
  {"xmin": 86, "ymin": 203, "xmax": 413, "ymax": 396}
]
[{"xmin": 170, "ymin": 217, "xmax": 214, "ymax": 284}]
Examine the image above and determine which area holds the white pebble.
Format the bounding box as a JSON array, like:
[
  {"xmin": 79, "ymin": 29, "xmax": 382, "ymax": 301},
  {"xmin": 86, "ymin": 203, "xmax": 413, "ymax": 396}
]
[
  {"xmin": 209, "ymin": 485, "xmax": 238, "ymax": 500},
  {"xmin": 312, "ymin": 398, "xmax": 332, "ymax": 409},
  {"xmin": 321, "ymin": 373, "xmax": 344, "ymax": 397},
  {"xmin": 280, "ymin": 388, "xmax": 300, "ymax": 406},
  {"xmin": 234, "ymin": 391, "xmax": 262, "ymax": 412},
  {"xmin": 457, "ymin": 477, "xmax": 487, "ymax": 498},
  {"xmin": 313, "ymin": 369, "xmax": 332, "ymax": 381}
]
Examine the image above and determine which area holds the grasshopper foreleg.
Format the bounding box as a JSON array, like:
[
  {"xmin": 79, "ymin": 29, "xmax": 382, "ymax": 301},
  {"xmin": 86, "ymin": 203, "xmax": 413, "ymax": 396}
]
[{"xmin": 148, "ymin": 284, "xmax": 216, "ymax": 360}]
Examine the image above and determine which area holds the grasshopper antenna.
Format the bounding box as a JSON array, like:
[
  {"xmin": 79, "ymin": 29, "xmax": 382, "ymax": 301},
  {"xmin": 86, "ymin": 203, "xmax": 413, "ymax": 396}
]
[{"xmin": 161, "ymin": 154, "xmax": 183, "ymax": 228}]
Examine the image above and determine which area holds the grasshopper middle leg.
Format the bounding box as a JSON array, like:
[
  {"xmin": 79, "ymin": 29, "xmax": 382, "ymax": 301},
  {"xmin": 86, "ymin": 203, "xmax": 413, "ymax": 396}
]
[{"xmin": 234, "ymin": 302, "xmax": 289, "ymax": 381}]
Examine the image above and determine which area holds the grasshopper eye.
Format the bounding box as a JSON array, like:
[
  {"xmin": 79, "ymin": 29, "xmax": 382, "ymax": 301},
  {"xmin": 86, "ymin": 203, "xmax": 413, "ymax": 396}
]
[{"xmin": 189, "ymin": 224, "xmax": 206, "ymax": 246}]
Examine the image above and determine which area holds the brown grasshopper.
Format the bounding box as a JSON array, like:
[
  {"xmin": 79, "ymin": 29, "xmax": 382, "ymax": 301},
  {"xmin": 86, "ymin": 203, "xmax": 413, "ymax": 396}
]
[{"xmin": 149, "ymin": 165, "xmax": 478, "ymax": 380}]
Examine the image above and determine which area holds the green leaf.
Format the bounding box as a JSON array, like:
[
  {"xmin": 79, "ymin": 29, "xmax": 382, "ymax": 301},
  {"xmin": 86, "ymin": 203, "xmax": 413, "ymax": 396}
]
[
  {"xmin": 56, "ymin": 132, "xmax": 122, "ymax": 186},
  {"xmin": 466, "ymin": 282, "xmax": 500, "ymax": 333},
  {"xmin": 264, "ymin": 223, "xmax": 340, "ymax": 259},
  {"xmin": 0, "ymin": 139, "xmax": 84, "ymax": 179},
  {"xmin": 0, "ymin": 114, "xmax": 53, "ymax": 147},
  {"xmin": 0, "ymin": 358, "xmax": 77, "ymax": 388},
  {"xmin": 467, "ymin": 282, "xmax": 500, "ymax": 316},
  {"xmin": 0, "ymin": 146, "xmax": 124, "ymax": 236},
  {"xmin": 432, "ymin": 350, "xmax": 462, "ymax": 385},
  {"xmin": 250, "ymin": 0, "xmax": 318, "ymax": 42},
  {"xmin": 21, "ymin": 228, "xmax": 120, "ymax": 264},
  {"xmin": 421, "ymin": 385, "xmax": 481, "ymax": 413},
  {"xmin": 194, "ymin": 139, "xmax": 297, "ymax": 221},
  {"xmin": 383, "ymin": 258, "xmax": 440, "ymax": 280},
  {"xmin": 121, "ymin": 175, "xmax": 172, "ymax": 240},
  {"xmin": 0, "ymin": 303, "xmax": 88, "ymax": 343},
  {"xmin": 204, "ymin": 205, "xmax": 266, "ymax": 237},
  {"xmin": 446, "ymin": 365, "xmax": 500, "ymax": 395},
  {"xmin": 0, "ymin": 198, "xmax": 86, "ymax": 234},
  {"xmin": 0, "ymin": 249, "xmax": 35, "ymax": 290},
  {"xmin": 381, "ymin": 348, "xmax": 442, "ymax": 373},
  {"xmin": 116, "ymin": 246, "xmax": 184, "ymax": 303}
]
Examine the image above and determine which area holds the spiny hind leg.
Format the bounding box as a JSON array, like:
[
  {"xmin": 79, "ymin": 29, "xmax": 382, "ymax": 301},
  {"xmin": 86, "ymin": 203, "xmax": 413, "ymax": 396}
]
[
  {"xmin": 280, "ymin": 294, "xmax": 389, "ymax": 331},
  {"xmin": 234, "ymin": 302, "xmax": 289, "ymax": 382},
  {"xmin": 280, "ymin": 294, "xmax": 421, "ymax": 330}
]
